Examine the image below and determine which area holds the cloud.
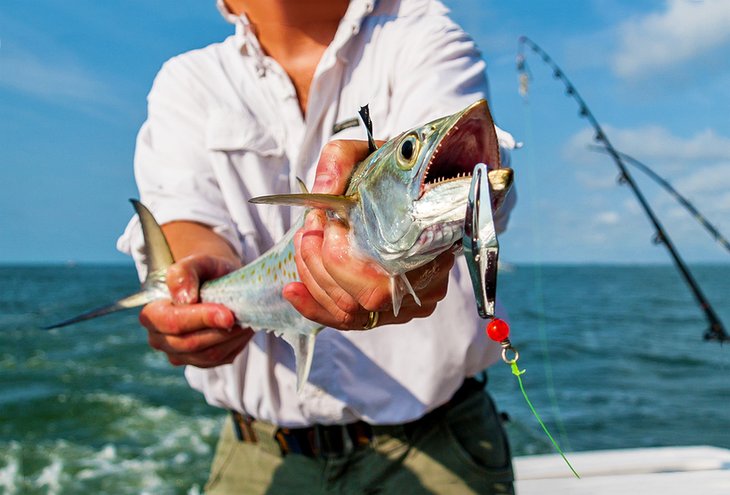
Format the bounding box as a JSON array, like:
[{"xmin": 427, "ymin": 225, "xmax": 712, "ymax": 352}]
[
  {"xmin": 0, "ymin": 12, "xmax": 127, "ymax": 113},
  {"xmin": 0, "ymin": 46, "xmax": 115, "ymax": 105},
  {"xmin": 564, "ymin": 124, "xmax": 730, "ymax": 173},
  {"xmin": 560, "ymin": 123, "xmax": 730, "ymax": 257},
  {"xmin": 595, "ymin": 211, "xmax": 620, "ymax": 225},
  {"xmin": 680, "ymin": 162, "xmax": 730, "ymax": 195},
  {"xmin": 612, "ymin": 0, "xmax": 730, "ymax": 80}
]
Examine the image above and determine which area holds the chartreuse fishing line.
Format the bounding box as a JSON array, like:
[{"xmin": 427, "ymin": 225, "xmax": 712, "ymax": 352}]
[{"xmin": 486, "ymin": 318, "xmax": 580, "ymax": 479}]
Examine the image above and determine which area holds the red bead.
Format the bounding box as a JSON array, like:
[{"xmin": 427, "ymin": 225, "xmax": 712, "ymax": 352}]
[{"xmin": 486, "ymin": 318, "xmax": 510, "ymax": 342}]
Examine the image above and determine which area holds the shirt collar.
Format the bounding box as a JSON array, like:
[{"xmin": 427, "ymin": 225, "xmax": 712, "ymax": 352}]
[{"xmin": 216, "ymin": 0, "xmax": 240, "ymax": 24}]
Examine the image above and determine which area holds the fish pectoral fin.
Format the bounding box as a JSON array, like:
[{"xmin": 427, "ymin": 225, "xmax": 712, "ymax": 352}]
[
  {"xmin": 389, "ymin": 274, "xmax": 422, "ymax": 318},
  {"xmin": 281, "ymin": 331, "xmax": 319, "ymax": 394},
  {"xmin": 249, "ymin": 193, "xmax": 355, "ymax": 220}
]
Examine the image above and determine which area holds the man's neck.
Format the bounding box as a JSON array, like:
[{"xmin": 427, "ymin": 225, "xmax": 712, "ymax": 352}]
[
  {"xmin": 226, "ymin": 0, "xmax": 349, "ymax": 57},
  {"xmin": 224, "ymin": 0, "xmax": 349, "ymax": 114}
]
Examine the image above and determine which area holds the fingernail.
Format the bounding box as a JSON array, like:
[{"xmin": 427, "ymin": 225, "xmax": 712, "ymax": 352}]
[
  {"xmin": 215, "ymin": 312, "xmax": 232, "ymax": 329},
  {"xmin": 282, "ymin": 286, "xmax": 298, "ymax": 303}
]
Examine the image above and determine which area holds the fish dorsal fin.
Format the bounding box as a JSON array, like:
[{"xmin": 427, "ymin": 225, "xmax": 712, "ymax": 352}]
[
  {"xmin": 249, "ymin": 193, "xmax": 355, "ymax": 221},
  {"xmin": 130, "ymin": 199, "xmax": 175, "ymax": 284},
  {"xmin": 295, "ymin": 177, "xmax": 309, "ymax": 194},
  {"xmin": 358, "ymin": 105, "xmax": 378, "ymax": 154},
  {"xmin": 281, "ymin": 331, "xmax": 319, "ymax": 394}
]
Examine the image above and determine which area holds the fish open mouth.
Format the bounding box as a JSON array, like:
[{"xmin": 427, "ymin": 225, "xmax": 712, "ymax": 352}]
[{"xmin": 420, "ymin": 100, "xmax": 499, "ymax": 197}]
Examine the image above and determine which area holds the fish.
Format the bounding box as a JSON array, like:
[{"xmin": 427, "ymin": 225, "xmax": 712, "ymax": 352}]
[{"xmin": 44, "ymin": 99, "xmax": 514, "ymax": 391}]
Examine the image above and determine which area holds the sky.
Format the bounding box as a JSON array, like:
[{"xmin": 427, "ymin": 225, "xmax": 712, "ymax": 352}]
[{"xmin": 2, "ymin": 0, "xmax": 729, "ymax": 265}]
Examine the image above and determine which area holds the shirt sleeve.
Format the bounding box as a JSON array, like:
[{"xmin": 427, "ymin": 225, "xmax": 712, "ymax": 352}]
[
  {"xmin": 116, "ymin": 57, "xmax": 243, "ymax": 279},
  {"xmin": 385, "ymin": 13, "xmax": 517, "ymax": 234}
]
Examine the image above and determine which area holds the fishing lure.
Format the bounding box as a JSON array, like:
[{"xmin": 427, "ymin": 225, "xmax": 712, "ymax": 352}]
[{"xmin": 462, "ymin": 162, "xmax": 580, "ymax": 478}]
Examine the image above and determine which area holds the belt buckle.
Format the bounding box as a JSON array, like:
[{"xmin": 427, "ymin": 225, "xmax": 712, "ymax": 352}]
[{"xmin": 314, "ymin": 424, "xmax": 354, "ymax": 458}]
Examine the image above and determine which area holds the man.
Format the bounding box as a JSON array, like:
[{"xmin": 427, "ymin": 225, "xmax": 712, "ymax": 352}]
[{"xmin": 118, "ymin": 0, "xmax": 517, "ymax": 493}]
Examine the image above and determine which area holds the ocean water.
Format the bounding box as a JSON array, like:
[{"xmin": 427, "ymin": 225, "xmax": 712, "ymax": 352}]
[{"xmin": 1, "ymin": 264, "xmax": 728, "ymax": 494}]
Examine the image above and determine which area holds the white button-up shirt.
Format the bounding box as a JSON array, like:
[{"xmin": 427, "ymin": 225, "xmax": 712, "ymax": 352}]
[{"xmin": 118, "ymin": 0, "xmax": 516, "ymax": 427}]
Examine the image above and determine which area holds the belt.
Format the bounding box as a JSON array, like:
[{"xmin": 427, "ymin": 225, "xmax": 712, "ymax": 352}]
[{"xmin": 230, "ymin": 377, "xmax": 484, "ymax": 459}]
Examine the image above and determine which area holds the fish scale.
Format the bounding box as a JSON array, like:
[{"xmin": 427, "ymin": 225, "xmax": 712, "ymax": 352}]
[{"xmin": 199, "ymin": 222, "xmax": 315, "ymax": 335}]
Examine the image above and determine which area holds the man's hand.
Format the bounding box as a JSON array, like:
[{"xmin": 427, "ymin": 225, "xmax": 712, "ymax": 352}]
[
  {"xmin": 283, "ymin": 140, "xmax": 455, "ymax": 330},
  {"xmin": 139, "ymin": 223, "xmax": 253, "ymax": 367}
]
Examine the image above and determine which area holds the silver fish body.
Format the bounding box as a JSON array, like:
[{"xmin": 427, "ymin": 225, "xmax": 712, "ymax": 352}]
[{"xmin": 45, "ymin": 99, "xmax": 514, "ymax": 391}]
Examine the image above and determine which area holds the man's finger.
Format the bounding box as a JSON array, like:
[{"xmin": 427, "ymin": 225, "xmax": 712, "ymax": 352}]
[
  {"xmin": 311, "ymin": 140, "xmax": 374, "ymax": 194},
  {"xmin": 295, "ymin": 211, "xmax": 361, "ymax": 317},
  {"xmin": 319, "ymin": 221, "xmax": 393, "ymax": 312},
  {"xmin": 140, "ymin": 300, "xmax": 235, "ymax": 335},
  {"xmin": 164, "ymin": 330, "xmax": 253, "ymax": 368},
  {"xmin": 167, "ymin": 255, "xmax": 239, "ymax": 304}
]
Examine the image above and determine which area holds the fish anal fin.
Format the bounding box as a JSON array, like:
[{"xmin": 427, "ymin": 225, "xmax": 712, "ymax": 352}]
[{"xmin": 281, "ymin": 331, "xmax": 319, "ymax": 394}]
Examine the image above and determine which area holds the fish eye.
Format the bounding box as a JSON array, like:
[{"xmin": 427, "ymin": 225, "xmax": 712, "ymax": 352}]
[
  {"xmin": 401, "ymin": 139, "xmax": 414, "ymax": 160},
  {"xmin": 397, "ymin": 134, "xmax": 419, "ymax": 170}
]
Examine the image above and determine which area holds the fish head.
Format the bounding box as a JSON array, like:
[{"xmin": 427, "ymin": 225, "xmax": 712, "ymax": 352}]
[{"xmin": 348, "ymin": 99, "xmax": 506, "ymax": 272}]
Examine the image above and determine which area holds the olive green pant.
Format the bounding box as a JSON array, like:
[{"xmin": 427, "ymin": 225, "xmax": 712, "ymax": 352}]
[{"xmin": 204, "ymin": 391, "xmax": 514, "ymax": 495}]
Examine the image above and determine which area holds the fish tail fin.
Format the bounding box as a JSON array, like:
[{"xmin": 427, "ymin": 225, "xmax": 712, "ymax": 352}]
[
  {"xmin": 42, "ymin": 200, "xmax": 174, "ymax": 330},
  {"xmin": 41, "ymin": 290, "xmax": 162, "ymax": 330},
  {"xmin": 282, "ymin": 331, "xmax": 319, "ymax": 393},
  {"xmin": 130, "ymin": 199, "xmax": 175, "ymax": 283}
]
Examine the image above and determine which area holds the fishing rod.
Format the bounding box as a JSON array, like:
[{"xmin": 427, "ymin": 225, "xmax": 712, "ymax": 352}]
[
  {"xmin": 590, "ymin": 145, "xmax": 730, "ymax": 254},
  {"xmin": 517, "ymin": 36, "xmax": 728, "ymax": 342}
]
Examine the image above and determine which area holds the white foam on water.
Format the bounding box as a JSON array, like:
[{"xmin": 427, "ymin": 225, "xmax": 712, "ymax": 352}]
[
  {"xmin": 3, "ymin": 388, "xmax": 221, "ymax": 494},
  {"xmin": 0, "ymin": 442, "xmax": 21, "ymax": 495},
  {"xmin": 33, "ymin": 456, "xmax": 64, "ymax": 494},
  {"xmin": 187, "ymin": 485, "xmax": 203, "ymax": 495}
]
